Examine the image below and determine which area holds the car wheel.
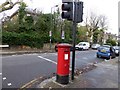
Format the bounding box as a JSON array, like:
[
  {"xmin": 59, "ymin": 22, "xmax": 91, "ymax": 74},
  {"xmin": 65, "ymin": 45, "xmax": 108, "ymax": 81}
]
[
  {"xmin": 116, "ymin": 54, "xmax": 119, "ymax": 56},
  {"xmin": 111, "ymin": 53, "xmax": 116, "ymax": 58},
  {"xmin": 55, "ymin": 47, "xmax": 58, "ymax": 52},
  {"xmin": 107, "ymin": 55, "xmax": 112, "ymax": 60},
  {"xmin": 106, "ymin": 57, "xmax": 110, "ymax": 60}
]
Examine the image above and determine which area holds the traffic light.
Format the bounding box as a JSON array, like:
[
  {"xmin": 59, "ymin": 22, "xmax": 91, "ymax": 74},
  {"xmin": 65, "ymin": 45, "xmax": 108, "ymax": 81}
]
[
  {"xmin": 61, "ymin": 1, "xmax": 73, "ymax": 21},
  {"xmin": 76, "ymin": 1, "xmax": 83, "ymax": 23}
]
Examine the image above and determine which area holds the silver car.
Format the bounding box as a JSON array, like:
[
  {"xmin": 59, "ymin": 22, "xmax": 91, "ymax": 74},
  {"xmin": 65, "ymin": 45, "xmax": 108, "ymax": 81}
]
[
  {"xmin": 91, "ymin": 44, "xmax": 100, "ymax": 50},
  {"xmin": 113, "ymin": 46, "xmax": 119, "ymax": 56}
]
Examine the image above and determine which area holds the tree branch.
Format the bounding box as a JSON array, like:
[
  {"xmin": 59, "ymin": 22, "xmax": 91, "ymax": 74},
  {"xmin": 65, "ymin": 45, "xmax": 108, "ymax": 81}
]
[{"xmin": 0, "ymin": 1, "xmax": 20, "ymax": 13}]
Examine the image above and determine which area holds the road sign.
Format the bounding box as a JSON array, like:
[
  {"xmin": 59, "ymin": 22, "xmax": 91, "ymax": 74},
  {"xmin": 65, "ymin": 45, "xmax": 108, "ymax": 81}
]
[
  {"xmin": 49, "ymin": 31, "xmax": 52, "ymax": 37},
  {"xmin": 61, "ymin": 30, "xmax": 65, "ymax": 39}
]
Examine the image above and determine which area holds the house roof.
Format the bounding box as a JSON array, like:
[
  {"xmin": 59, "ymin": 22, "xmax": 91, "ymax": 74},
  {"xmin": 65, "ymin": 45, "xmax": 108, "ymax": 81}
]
[{"xmin": 1, "ymin": 8, "xmax": 42, "ymax": 23}]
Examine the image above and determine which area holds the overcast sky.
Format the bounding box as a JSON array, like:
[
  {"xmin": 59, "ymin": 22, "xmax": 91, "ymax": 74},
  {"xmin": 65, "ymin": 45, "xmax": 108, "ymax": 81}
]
[{"xmin": 0, "ymin": 0, "xmax": 119, "ymax": 35}]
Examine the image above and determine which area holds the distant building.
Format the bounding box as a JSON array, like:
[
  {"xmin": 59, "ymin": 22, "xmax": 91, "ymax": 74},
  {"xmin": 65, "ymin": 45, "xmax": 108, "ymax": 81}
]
[
  {"xmin": 1, "ymin": 8, "xmax": 42, "ymax": 25},
  {"xmin": 103, "ymin": 32, "xmax": 118, "ymax": 44}
]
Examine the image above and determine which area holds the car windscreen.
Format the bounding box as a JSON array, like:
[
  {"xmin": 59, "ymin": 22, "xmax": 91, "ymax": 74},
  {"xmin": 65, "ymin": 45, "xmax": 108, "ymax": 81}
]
[
  {"xmin": 78, "ymin": 43, "xmax": 85, "ymax": 46},
  {"xmin": 92, "ymin": 44, "xmax": 96, "ymax": 46},
  {"xmin": 99, "ymin": 46, "xmax": 110, "ymax": 51},
  {"xmin": 102, "ymin": 45, "xmax": 110, "ymax": 48},
  {"xmin": 113, "ymin": 46, "xmax": 119, "ymax": 50}
]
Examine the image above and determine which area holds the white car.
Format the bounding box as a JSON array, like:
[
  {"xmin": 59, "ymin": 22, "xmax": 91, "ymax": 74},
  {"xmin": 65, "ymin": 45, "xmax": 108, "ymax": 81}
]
[
  {"xmin": 75, "ymin": 42, "xmax": 90, "ymax": 50},
  {"xmin": 113, "ymin": 46, "xmax": 119, "ymax": 56},
  {"xmin": 91, "ymin": 44, "xmax": 100, "ymax": 49}
]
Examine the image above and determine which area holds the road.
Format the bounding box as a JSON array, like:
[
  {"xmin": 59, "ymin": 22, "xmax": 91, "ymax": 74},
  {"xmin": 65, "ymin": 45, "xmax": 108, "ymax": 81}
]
[{"xmin": 2, "ymin": 50, "xmax": 103, "ymax": 88}]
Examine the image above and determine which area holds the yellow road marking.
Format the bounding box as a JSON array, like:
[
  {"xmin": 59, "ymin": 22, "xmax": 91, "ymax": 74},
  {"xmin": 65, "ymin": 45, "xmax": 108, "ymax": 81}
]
[{"xmin": 19, "ymin": 76, "xmax": 43, "ymax": 89}]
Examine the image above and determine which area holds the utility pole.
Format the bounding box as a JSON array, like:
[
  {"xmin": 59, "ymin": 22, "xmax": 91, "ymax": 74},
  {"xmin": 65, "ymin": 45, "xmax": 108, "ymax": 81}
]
[
  {"xmin": 50, "ymin": 5, "xmax": 59, "ymax": 50},
  {"xmin": 50, "ymin": 7, "xmax": 53, "ymax": 50}
]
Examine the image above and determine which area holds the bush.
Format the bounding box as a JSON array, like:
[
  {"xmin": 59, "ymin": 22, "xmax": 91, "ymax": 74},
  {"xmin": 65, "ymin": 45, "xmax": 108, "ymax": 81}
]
[
  {"xmin": 106, "ymin": 39, "xmax": 117, "ymax": 46},
  {"xmin": 2, "ymin": 31, "xmax": 44, "ymax": 48}
]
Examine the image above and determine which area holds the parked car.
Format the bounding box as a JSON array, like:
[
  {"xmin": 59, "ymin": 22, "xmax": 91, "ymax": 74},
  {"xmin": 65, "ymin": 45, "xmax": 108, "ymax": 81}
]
[
  {"xmin": 91, "ymin": 44, "xmax": 100, "ymax": 50},
  {"xmin": 75, "ymin": 42, "xmax": 90, "ymax": 50},
  {"xmin": 55, "ymin": 44, "xmax": 58, "ymax": 52},
  {"xmin": 113, "ymin": 46, "xmax": 119, "ymax": 56},
  {"xmin": 97, "ymin": 45, "xmax": 116, "ymax": 60},
  {"xmin": 102, "ymin": 44, "xmax": 111, "ymax": 47}
]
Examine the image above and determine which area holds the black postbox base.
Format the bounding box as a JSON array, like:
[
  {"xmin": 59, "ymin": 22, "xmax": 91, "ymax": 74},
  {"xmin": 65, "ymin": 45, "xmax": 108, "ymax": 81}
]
[{"xmin": 56, "ymin": 74, "xmax": 69, "ymax": 84}]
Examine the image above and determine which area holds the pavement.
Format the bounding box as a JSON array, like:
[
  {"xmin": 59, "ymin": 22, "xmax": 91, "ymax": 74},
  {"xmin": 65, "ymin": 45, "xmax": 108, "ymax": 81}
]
[
  {"xmin": 0, "ymin": 49, "xmax": 55, "ymax": 55},
  {"xmin": 37, "ymin": 57, "xmax": 119, "ymax": 89}
]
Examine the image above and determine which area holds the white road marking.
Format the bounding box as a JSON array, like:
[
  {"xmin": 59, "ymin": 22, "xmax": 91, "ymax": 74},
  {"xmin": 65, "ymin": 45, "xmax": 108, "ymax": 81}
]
[
  {"xmin": 3, "ymin": 77, "xmax": 6, "ymax": 80},
  {"xmin": 38, "ymin": 56, "xmax": 57, "ymax": 64},
  {"xmin": 0, "ymin": 73, "xmax": 2, "ymax": 75},
  {"xmin": 8, "ymin": 83, "xmax": 12, "ymax": 86},
  {"xmin": 38, "ymin": 56, "xmax": 72, "ymax": 71}
]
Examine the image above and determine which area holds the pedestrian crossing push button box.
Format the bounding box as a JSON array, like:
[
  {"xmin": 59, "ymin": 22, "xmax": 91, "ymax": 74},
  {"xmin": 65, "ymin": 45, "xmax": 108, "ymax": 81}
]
[{"xmin": 56, "ymin": 43, "xmax": 71, "ymax": 84}]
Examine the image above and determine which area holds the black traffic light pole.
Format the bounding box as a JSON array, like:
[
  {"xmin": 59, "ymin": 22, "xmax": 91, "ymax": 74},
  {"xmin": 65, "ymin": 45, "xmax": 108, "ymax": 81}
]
[
  {"xmin": 61, "ymin": 0, "xmax": 83, "ymax": 81},
  {"xmin": 71, "ymin": 1, "xmax": 77, "ymax": 80}
]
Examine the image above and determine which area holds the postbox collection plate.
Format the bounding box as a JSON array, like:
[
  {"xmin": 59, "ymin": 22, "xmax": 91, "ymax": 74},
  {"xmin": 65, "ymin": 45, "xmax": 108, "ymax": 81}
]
[{"xmin": 64, "ymin": 54, "xmax": 68, "ymax": 60}]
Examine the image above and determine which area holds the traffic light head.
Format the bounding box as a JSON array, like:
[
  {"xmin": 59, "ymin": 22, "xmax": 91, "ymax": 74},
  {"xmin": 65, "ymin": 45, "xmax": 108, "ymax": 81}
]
[
  {"xmin": 76, "ymin": 1, "xmax": 83, "ymax": 23},
  {"xmin": 61, "ymin": 2, "xmax": 73, "ymax": 21}
]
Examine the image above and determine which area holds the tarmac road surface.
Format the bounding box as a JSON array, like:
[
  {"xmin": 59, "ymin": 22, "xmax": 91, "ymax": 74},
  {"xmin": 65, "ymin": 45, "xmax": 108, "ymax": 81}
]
[{"xmin": 2, "ymin": 50, "xmax": 103, "ymax": 88}]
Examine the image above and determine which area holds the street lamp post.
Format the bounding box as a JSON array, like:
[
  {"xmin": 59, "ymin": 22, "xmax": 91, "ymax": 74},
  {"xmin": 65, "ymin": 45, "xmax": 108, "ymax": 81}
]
[
  {"xmin": 50, "ymin": 7, "xmax": 52, "ymax": 50},
  {"xmin": 50, "ymin": 5, "xmax": 58, "ymax": 50},
  {"xmin": 86, "ymin": 32, "xmax": 88, "ymax": 42}
]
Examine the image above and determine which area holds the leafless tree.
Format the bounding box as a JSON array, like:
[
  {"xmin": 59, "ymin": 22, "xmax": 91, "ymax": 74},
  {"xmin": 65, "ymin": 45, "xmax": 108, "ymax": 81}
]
[
  {"xmin": 89, "ymin": 12, "xmax": 100, "ymax": 32},
  {"xmin": 84, "ymin": 12, "xmax": 99, "ymax": 43},
  {"xmin": 84, "ymin": 12, "xmax": 108, "ymax": 44},
  {"xmin": 98, "ymin": 15, "xmax": 108, "ymax": 44},
  {"xmin": 99, "ymin": 15, "xmax": 108, "ymax": 30},
  {"xmin": 84, "ymin": 16, "xmax": 92, "ymax": 42}
]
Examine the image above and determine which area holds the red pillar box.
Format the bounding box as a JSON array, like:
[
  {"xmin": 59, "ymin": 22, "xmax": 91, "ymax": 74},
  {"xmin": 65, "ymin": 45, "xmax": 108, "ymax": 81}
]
[{"xmin": 56, "ymin": 43, "xmax": 71, "ymax": 84}]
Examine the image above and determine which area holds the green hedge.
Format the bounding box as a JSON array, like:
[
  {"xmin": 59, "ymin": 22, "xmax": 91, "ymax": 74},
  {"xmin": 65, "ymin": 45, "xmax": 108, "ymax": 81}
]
[
  {"xmin": 2, "ymin": 31, "xmax": 50, "ymax": 48},
  {"xmin": 2, "ymin": 31, "xmax": 73, "ymax": 48},
  {"xmin": 106, "ymin": 39, "xmax": 117, "ymax": 46}
]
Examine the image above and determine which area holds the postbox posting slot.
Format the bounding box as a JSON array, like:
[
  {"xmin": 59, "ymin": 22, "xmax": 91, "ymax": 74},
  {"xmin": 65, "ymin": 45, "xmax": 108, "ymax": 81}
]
[
  {"xmin": 64, "ymin": 48, "xmax": 69, "ymax": 52},
  {"xmin": 64, "ymin": 51, "xmax": 69, "ymax": 52}
]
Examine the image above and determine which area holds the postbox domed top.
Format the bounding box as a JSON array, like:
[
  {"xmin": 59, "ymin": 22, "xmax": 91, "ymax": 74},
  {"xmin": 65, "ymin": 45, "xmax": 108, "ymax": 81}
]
[{"xmin": 57, "ymin": 43, "xmax": 72, "ymax": 48}]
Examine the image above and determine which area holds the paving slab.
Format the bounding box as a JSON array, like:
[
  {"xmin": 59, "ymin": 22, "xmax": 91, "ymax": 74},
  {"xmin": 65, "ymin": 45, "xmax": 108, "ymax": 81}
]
[{"xmin": 38, "ymin": 57, "xmax": 119, "ymax": 88}]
